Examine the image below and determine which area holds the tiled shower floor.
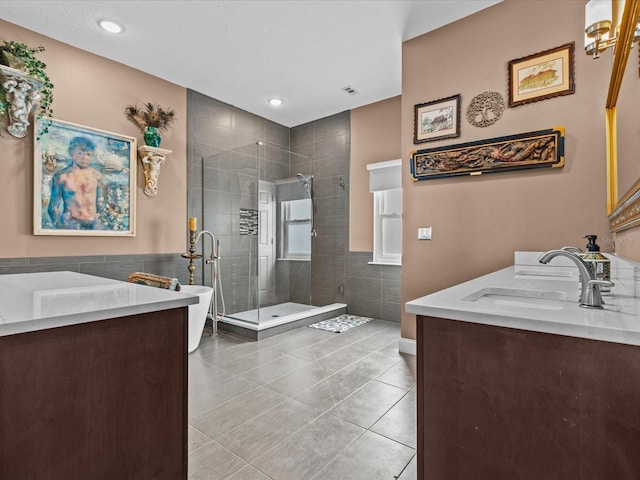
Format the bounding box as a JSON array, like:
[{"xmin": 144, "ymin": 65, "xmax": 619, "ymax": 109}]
[{"xmin": 188, "ymin": 319, "xmax": 417, "ymax": 480}]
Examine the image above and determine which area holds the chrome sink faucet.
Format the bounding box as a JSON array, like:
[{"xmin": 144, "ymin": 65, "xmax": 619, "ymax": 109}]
[{"xmin": 538, "ymin": 249, "xmax": 614, "ymax": 309}]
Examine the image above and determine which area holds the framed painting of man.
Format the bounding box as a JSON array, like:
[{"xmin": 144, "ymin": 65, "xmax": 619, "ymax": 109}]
[{"xmin": 33, "ymin": 118, "xmax": 137, "ymax": 236}]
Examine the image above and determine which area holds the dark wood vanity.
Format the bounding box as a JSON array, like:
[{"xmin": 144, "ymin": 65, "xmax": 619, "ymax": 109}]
[
  {"xmin": 416, "ymin": 315, "xmax": 640, "ymax": 479},
  {"xmin": 0, "ymin": 272, "xmax": 194, "ymax": 480},
  {"xmin": 0, "ymin": 308, "xmax": 188, "ymax": 480}
]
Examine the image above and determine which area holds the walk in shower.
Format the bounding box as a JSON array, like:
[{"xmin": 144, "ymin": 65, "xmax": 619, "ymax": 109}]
[{"xmin": 194, "ymin": 141, "xmax": 345, "ymax": 339}]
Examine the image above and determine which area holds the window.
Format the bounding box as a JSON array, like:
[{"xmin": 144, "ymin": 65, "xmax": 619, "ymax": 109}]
[
  {"xmin": 367, "ymin": 159, "xmax": 402, "ymax": 266},
  {"xmin": 279, "ymin": 199, "xmax": 311, "ymax": 260},
  {"xmin": 373, "ymin": 189, "xmax": 402, "ymax": 264}
]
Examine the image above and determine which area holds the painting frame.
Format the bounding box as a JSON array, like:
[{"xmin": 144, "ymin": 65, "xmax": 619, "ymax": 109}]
[
  {"xmin": 34, "ymin": 118, "xmax": 137, "ymax": 236},
  {"xmin": 508, "ymin": 42, "xmax": 575, "ymax": 107},
  {"xmin": 410, "ymin": 126, "xmax": 565, "ymax": 181},
  {"xmin": 413, "ymin": 94, "xmax": 461, "ymax": 144}
]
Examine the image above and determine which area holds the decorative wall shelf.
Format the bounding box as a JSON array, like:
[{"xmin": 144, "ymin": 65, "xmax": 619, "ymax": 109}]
[
  {"xmin": 137, "ymin": 145, "xmax": 172, "ymax": 197},
  {"xmin": 0, "ymin": 64, "xmax": 42, "ymax": 138}
]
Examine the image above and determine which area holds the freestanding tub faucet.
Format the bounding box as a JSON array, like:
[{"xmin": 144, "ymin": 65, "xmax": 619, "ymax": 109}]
[{"xmin": 538, "ymin": 249, "xmax": 614, "ymax": 309}]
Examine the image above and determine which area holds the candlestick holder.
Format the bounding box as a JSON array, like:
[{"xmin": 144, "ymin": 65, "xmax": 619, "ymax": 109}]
[{"xmin": 181, "ymin": 229, "xmax": 202, "ymax": 285}]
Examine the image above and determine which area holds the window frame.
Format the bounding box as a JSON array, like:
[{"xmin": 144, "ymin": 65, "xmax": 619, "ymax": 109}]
[
  {"xmin": 372, "ymin": 188, "xmax": 402, "ymax": 266},
  {"xmin": 279, "ymin": 199, "xmax": 312, "ymax": 261}
]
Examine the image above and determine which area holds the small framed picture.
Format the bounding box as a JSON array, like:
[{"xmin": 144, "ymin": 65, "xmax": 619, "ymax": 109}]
[
  {"xmin": 34, "ymin": 118, "xmax": 137, "ymax": 236},
  {"xmin": 508, "ymin": 42, "xmax": 575, "ymax": 107},
  {"xmin": 413, "ymin": 94, "xmax": 461, "ymax": 144}
]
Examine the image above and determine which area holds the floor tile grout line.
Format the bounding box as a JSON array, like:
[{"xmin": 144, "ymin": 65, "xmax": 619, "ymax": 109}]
[
  {"xmin": 253, "ymin": 351, "xmax": 400, "ymax": 417},
  {"xmin": 325, "ymin": 378, "xmax": 411, "ymax": 430},
  {"xmin": 308, "ymin": 428, "xmax": 370, "ymax": 480},
  {"xmin": 188, "ymin": 423, "xmax": 215, "ymax": 451},
  {"xmin": 279, "ymin": 320, "xmax": 399, "ymax": 359},
  {"xmin": 194, "ymin": 435, "xmax": 268, "ymax": 480},
  {"xmin": 242, "ymin": 464, "xmax": 276, "ymax": 480},
  {"xmin": 200, "ymin": 342, "xmax": 289, "ymax": 368},
  {"xmin": 279, "ymin": 339, "xmax": 406, "ymax": 405},
  {"xmin": 394, "ymin": 452, "xmax": 418, "ymax": 480},
  {"xmin": 208, "ymin": 395, "xmax": 317, "ymax": 444},
  {"xmin": 190, "ymin": 393, "xmax": 291, "ymax": 439},
  {"xmin": 213, "ymin": 348, "xmax": 289, "ymax": 376},
  {"xmin": 366, "ymin": 388, "xmax": 412, "ymax": 427},
  {"xmin": 236, "ymin": 352, "xmax": 313, "ymax": 381},
  {"xmin": 188, "ymin": 379, "xmax": 264, "ymax": 421},
  {"xmin": 192, "ymin": 333, "xmax": 404, "ymax": 419},
  {"xmin": 375, "ymin": 376, "xmax": 415, "ymax": 390},
  {"xmin": 373, "ymin": 353, "xmax": 416, "ymax": 389},
  {"xmin": 367, "ymin": 425, "xmax": 417, "ymax": 450},
  {"xmin": 226, "ymin": 406, "xmax": 328, "ymax": 470}
]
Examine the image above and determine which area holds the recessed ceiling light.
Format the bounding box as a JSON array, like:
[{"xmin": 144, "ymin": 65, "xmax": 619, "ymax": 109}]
[
  {"xmin": 99, "ymin": 19, "xmax": 124, "ymax": 34},
  {"xmin": 268, "ymin": 98, "xmax": 283, "ymax": 106}
]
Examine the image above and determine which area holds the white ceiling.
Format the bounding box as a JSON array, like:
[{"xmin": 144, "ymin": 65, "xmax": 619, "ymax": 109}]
[{"xmin": 0, "ymin": 0, "xmax": 501, "ymax": 127}]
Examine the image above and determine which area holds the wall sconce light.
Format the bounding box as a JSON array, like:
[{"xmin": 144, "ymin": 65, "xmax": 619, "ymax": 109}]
[{"xmin": 585, "ymin": 0, "xmax": 640, "ymax": 58}]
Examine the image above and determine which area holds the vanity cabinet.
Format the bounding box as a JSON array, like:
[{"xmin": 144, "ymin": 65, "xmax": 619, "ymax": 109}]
[
  {"xmin": 0, "ymin": 308, "xmax": 188, "ymax": 480},
  {"xmin": 0, "ymin": 271, "xmax": 196, "ymax": 480},
  {"xmin": 416, "ymin": 315, "xmax": 640, "ymax": 479}
]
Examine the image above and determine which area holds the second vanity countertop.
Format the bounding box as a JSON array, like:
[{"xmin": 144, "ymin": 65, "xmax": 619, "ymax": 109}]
[
  {"xmin": 405, "ymin": 252, "xmax": 640, "ymax": 347},
  {"xmin": 0, "ymin": 271, "xmax": 199, "ymax": 337}
]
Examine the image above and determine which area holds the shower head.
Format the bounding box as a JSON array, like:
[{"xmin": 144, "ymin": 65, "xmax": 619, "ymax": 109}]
[{"xmin": 295, "ymin": 173, "xmax": 313, "ymax": 198}]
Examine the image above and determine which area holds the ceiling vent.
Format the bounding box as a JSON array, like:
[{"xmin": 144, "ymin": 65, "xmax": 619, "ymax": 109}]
[{"xmin": 341, "ymin": 85, "xmax": 358, "ymax": 95}]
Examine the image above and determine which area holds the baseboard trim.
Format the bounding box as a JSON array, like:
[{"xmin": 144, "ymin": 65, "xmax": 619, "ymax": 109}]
[{"xmin": 398, "ymin": 337, "xmax": 416, "ymax": 356}]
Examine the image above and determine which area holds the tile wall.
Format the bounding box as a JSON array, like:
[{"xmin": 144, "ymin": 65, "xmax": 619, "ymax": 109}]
[
  {"xmin": 347, "ymin": 253, "xmax": 401, "ymax": 323},
  {"xmin": 187, "ymin": 90, "xmax": 291, "ymax": 315},
  {"xmin": 291, "ymin": 113, "xmax": 350, "ymax": 309},
  {"xmin": 0, "ymin": 254, "xmax": 188, "ymax": 283}
]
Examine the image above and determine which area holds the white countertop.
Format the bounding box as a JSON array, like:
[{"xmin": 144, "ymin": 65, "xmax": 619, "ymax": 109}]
[
  {"xmin": 0, "ymin": 271, "xmax": 199, "ymax": 337},
  {"xmin": 406, "ymin": 252, "xmax": 640, "ymax": 346}
]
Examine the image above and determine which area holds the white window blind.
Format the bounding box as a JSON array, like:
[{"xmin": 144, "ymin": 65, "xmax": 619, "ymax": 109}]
[
  {"xmin": 367, "ymin": 160, "xmax": 402, "ymax": 265},
  {"xmin": 279, "ymin": 199, "xmax": 311, "ymax": 260}
]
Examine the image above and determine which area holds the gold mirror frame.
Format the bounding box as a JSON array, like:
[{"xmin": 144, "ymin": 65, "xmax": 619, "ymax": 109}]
[{"xmin": 607, "ymin": 0, "xmax": 640, "ymax": 231}]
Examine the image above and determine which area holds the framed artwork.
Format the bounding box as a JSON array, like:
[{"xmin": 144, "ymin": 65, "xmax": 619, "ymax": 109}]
[
  {"xmin": 413, "ymin": 94, "xmax": 461, "ymax": 144},
  {"xmin": 34, "ymin": 118, "xmax": 137, "ymax": 236},
  {"xmin": 410, "ymin": 126, "xmax": 565, "ymax": 181},
  {"xmin": 508, "ymin": 42, "xmax": 575, "ymax": 107}
]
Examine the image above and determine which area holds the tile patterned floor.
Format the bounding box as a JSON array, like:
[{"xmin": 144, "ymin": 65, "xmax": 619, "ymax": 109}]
[{"xmin": 188, "ymin": 319, "xmax": 417, "ymax": 480}]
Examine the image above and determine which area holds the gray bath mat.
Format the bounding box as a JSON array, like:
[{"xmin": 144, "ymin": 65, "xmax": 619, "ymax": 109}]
[{"xmin": 308, "ymin": 314, "xmax": 373, "ymax": 333}]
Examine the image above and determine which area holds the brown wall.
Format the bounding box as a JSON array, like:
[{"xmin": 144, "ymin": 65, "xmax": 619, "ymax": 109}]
[
  {"xmin": 0, "ymin": 19, "xmax": 187, "ymax": 258},
  {"xmin": 349, "ymin": 96, "xmax": 401, "ymax": 252},
  {"xmin": 400, "ymin": 0, "xmax": 612, "ymax": 339}
]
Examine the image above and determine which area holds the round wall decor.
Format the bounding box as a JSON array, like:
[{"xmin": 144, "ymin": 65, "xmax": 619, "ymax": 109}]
[{"xmin": 466, "ymin": 91, "xmax": 505, "ymax": 128}]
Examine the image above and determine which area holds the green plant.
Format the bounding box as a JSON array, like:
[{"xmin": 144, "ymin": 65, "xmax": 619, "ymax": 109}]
[
  {"xmin": 124, "ymin": 102, "xmax": 176, "ymax": 133},
  {"xmin": 0, "ymin": 39, "xmax": 54, "ymax": 137}
]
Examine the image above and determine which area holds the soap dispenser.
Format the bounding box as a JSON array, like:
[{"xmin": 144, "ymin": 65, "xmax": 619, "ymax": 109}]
[{"xmin": 581, "ymin": 235, "xmax": 611, "ymax": 293}]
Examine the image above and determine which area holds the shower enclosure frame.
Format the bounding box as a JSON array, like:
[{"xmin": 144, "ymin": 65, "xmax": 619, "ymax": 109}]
[{"xmin": 195, "ymin": 141, "xmax": 345, "ymax": 340}]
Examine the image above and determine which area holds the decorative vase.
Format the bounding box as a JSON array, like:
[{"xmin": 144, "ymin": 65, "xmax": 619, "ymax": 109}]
[{"xmin": 143, "ymin": 126, "xmax": 161, "ymax": 147}]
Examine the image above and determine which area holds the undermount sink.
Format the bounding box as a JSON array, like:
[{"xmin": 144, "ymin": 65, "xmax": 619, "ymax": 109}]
[{"xmin": 462, "ymin": 287, "xmax": 567, "ymax": 310}]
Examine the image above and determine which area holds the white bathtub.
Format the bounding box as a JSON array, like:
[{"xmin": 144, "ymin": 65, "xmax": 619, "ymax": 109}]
[{"xmin": 180, "ymin": 285, "xmax": 213, "ymax": 353}]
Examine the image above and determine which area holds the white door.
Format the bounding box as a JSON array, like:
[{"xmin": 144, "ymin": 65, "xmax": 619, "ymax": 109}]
[{"xmin": 258, "ymin": 180, "xmax": 276, "ymax": 306}]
